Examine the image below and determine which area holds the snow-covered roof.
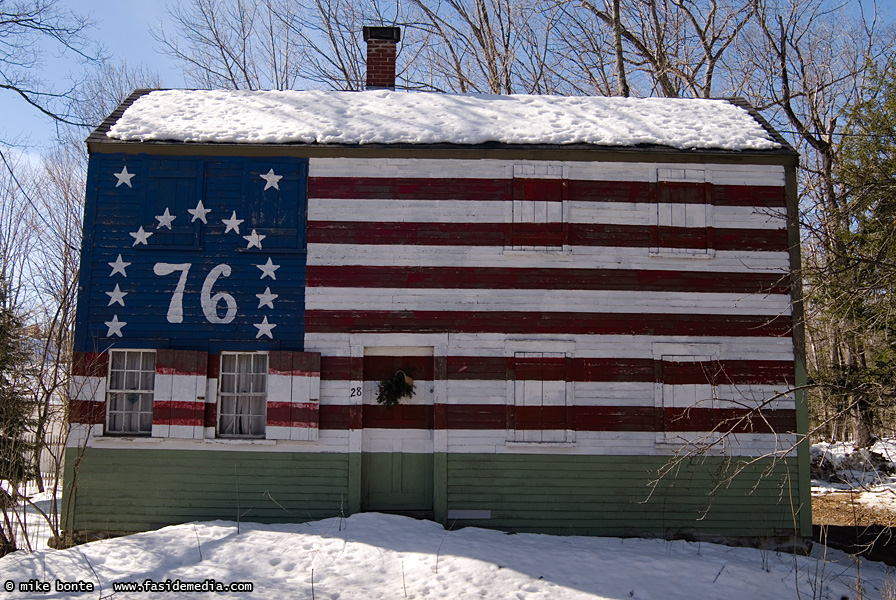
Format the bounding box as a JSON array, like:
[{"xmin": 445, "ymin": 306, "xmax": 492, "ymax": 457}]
[{"xmin": 104, "ymin": 89, "xmax": 782, "ymax": 151}]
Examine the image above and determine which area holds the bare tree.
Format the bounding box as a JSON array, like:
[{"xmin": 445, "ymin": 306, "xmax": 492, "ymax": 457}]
[
  {"xmin": 734, "ymin": 0, "xmax": 896, "ymax": 446},
  {"xmin": 564, "ymin": 0, "xmax": 752, "ymax": 98},
  {"xmin": 0, "ymin": 0, "xmax": 101, "ymax": 126},
  {"xmin": 153, "ymin": 0, "xmax": 307, "ymax": 90},
  {"xmin": 407, "ymin": 0, "xmax": 568, "ymax": 94}
]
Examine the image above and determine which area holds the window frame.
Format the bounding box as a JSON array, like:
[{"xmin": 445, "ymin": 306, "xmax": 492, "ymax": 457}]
[
  {"xmin": 508, "ymin": 350, "xmax": 575, "ymax": 445},
  {"xmin": 506, "ymin": 164, "xmax": 569, "ymax": 252},
  {"xmin": 651, "ymin": 167, "xmax": 715, "ymax": 257},
  {"xmin": 105, "ymin": 349, "xmax": 156, "ymax": 436},
  {"xmin": 217, "ymin": 351, "xmax": 268, "ymax": 438}
]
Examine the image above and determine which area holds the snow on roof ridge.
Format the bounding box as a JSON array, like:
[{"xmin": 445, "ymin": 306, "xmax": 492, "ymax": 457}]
[{"xmin": 106, "ymin": 89, "xmax": 781, "ymax": 151}]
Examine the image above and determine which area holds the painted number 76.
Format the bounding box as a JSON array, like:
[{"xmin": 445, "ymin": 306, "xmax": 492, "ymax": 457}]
[{"xmin": 153, "ymin": 262, "xmax": 238, "ymax": 324}]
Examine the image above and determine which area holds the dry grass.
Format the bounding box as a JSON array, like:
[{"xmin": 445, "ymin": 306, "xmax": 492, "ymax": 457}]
[{"xmin": 813, "ymin": 491, "xmax": 896, "ymax": 527}]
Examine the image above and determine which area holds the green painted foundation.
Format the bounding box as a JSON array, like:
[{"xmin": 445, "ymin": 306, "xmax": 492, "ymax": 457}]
[{"xmin": 63, "ymin": 449, "xmax": 808, "ymax": 538}]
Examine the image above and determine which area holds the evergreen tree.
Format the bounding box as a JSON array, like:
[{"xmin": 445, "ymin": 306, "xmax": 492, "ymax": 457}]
[
  {"xmin": 812, "ymin": 63, "xmax": 896, "ymax": 446},
  {"xmin": 0, "ymin": 284, "xmax": 35, "ymax": 556}
]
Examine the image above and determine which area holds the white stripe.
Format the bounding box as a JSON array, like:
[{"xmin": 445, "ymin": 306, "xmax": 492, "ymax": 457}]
[
  {"xmin": 309, "ymin": 198, "xmax": 787, "ymax": 231},
  {"xmin": 309, "ymin": 158, "xmax": 786, "ymax": 187},
  {"xmin": 306, "ymin": 287, "xmax": 791, "ymax": 315},
  {"xmin": 713, "ymin": 206, "xmax": 788, "ymax": 230},
  {"xmin": 444, "ymin": 430, "xmax": 797, "ymax": 457},
  {"xmin": 362, "ymin": 429, "xmax": 434, "ymax": 453},
  {"xmin": 307, "ymin": 244, "xmax": 791, "ymax": 272},
  {"xmin": 70, "ymin": 376, "xmax": 105, "ymax": 403},
  {"xmin": 66, "ymin": 423, "xmax": 101, "ymax": 448},
  {"xmin": 76, "ymin": 428, "xmax": 796, "ymax": 457},
  {"xmin": 154, "ymin": 373, "xmax": 205, "ymax": 403},
  {"xmin": 86, "ymin": 430, "xmax": 351, "ymax": 452},
  {"xmin": 309, "ymin": 199, "xmax": 507, "ymax": 222},
  {"xmin": 305, "ymin": 333, "xmax": 796, "ymax": 362},
  {"xmin": 318, "ymin": 380, "xmax": 796, "ymax": 410}
]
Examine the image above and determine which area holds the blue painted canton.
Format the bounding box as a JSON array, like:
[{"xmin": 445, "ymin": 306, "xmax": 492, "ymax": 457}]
[{"xmin": 74, "ymin": 153, "xmax": 308, "ymax": 354}]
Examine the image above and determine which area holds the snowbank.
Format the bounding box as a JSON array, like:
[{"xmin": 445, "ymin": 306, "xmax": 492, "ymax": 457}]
[
  {"xmin": 106, "ymin": 90, "xmax": 781, "ymax": 150},
  {"xmin": 0, "ymin": 513, "xmax": 883, "ymax": 599}
]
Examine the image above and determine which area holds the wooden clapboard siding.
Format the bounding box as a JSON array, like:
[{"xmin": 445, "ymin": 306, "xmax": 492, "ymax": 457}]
[
  {"xmin": 445, "ymin": 454, "xmax": 804, "ymax": 536},
  {"xmin": 70, "ymin": 108, "xmax": 808, "ymax": 538},
  {"xmin": 305, "ymin": 311, "xmax": 792, "ymax": 336},
  {"xmin": 64, "ymin": 448, "xmax": 349, "ymax": 532},
  {"xmin": 308, "ymin": 222, "xmax": 787, "ymax": 251},
  {"xmin": 306, "ymin": 244, "xmax": 792, "ymax": 272},
  {"xmin": 64, "ymin": 448, "xmax": 804, "ymax": 536},
  {"xmin": 307, "ymin": 265, "xmax": 790, "ymax": 294}
]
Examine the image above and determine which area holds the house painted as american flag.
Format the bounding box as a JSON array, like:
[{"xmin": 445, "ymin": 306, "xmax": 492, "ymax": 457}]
[{"xmin": 64, "ymin": 27, "xmax": 807, "ymax": 541}]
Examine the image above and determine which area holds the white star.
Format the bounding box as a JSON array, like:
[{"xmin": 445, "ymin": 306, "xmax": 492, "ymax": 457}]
[
  {"xmin": 256, "ymin": 258, "xmax": 280, "ymax": 280},
  {"xmin": 105, "ymin": 315, "xmax": 126, "ymax": 338},
  {"xmin": 243, "ymin": 229, "xmax": 266, "ymax": 249},
  {"xmin": 108, "ymin": 254, "xmax": 131, "ymax": 277},
  {"xmin": 260, "ymin": 168, "xmax": 283, "ymax": 190},
  {"xmin": 222, "ymin": 211, "xmax": 244, "ymax": 234},
  {"xmin": 106, "ymin": 284, "xmax": 127, "ymax": 306},
  {"xmin": 256, "ymin": 287, "xmax": 278, "ymax": 309},
  {"xmin": 114, "ymin": 166, "xmax": 136, "ymax": 188},
  {"xmin": 155, "ymin": 208, "xmax": 176, "ymax": 229},
  {"xmin": 254, "ymin": 316, "xmax": 276, "ymax": 339},
  {"xmin": 188, "ymin": 199, "xmax": 211, "ymax": 224},
  {"xmin": 129, "ymin": 226, "xmax": 153, "ymax": 246}
]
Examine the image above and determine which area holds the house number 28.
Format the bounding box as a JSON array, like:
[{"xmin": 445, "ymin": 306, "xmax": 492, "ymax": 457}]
[{"xmin": 153, "ymin": 262, "xmax": 238, "ymax": 324}]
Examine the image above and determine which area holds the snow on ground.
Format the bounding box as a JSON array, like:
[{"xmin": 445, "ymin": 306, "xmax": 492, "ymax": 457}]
[
  {"xmin": 106, "ymin": 89, "xmax": 781, "ymax": 151},
  {"xmin": 0, "ymin": 513, "xmax": 890, "ymax": 600},
  {"xmin": 811, "ymin": 439, "xmax": 896, "ymax": 513},
  {"xmin": 5, "ymin": 442, "xmax": 896, "ymax": 598},
  {"xmin": 0, "ymin": 481, "xmax": 60, "ymax": 554}
]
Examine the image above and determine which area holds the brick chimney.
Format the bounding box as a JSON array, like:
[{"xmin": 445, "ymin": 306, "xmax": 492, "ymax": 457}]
[{"xmin": 363, "ymin": 26, "xmax": 401, "ymax": 90}]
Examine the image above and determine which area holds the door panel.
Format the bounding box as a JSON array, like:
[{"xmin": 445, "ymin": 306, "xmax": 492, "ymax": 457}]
[{"xmin": 361, "ymin": 346, "xmax": 434, "ymax": 513}]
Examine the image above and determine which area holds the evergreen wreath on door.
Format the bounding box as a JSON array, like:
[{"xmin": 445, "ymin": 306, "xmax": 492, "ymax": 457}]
[{"xmin": 376, "ymin": 370, "xmax": 415, "ymax": 407}]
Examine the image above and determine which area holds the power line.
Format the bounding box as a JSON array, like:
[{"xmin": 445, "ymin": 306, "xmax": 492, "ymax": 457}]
[{"xmin": 0, "ymin": 147, "xmax": 78, "ymax": 252}]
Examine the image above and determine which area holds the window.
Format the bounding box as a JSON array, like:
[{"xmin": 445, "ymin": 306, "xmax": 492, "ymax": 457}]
[
  {"xmin": 657, "ymin": 354, "xmax": 719, "ymax": 446},
  {"xmin": 106, "ymin": 350, "xmax": 155, "ymax": 434},
  {"xmin": 653, "ymin": 167, "xmax": 712, "ymax": 256},
  {"xmin": 510, "ymin": 352, "xmax": 572, "ymax": 443},
  {"xmin": 218, "ymin": 352, "xmax": 267, "ymax": 437},
  {"xmin": 509, "ymin": 164, "xmax": 567, "ymax": 250}
]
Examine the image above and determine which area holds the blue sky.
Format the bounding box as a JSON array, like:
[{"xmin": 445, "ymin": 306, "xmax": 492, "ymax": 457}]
[{"xmin": 0, "ymin": 0, "xmax": 183, "ymax": 151}]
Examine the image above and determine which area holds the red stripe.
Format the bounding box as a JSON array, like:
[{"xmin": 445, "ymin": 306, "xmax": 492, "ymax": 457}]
[
  {"xmin": 306, "ymin": 310, "xmax": 793, "ymax": 337},
  {"xmin": 307, "ymin": 265, "xmax": 790, "ymax": 295},
  {"xmin": 321, "ymin": 356, "xmax": 793, "ymax": 384},
  {"xmin": 204, "ymin": 402, "xmax": 216, "ymax": 428},
  {"xmin": 72, "ymin": 352, "xmax": 108, "ymax": 377},
  {"xmin": 309, "ymin": 177, "xmax": 511, "ymax": 200},
  {"xmin": 515, "ymin": 178, "xmax": 566, "ymax": 201},
  {"xmin": 307, "ymin": 221, "xmax": 788, "ymax": 251},
  {"xmin": 363, "ymin": 355, "xmax": 434, "ymax": 380},
  {"xmin": 511, "ymin": 222, "xmax": 564, "ymax": 247},
  {"xmin": 70, "ymin": 400, "xmax": 105, "ymax": 424},
  {"xmin": 713, "ymin": 185, "xmax": 786, "ymax": 208},
  {"xmin": 156, "ymin": 349, "xmax": 207, "ymax": 376},
  {"xmin": 152, "ymin": 400, "xmax": 204, "ymax": 426},
  {"xmin": 309, "ymin": 177, "xmax": 786, "ymax": 208},
  {"xmin": 267, "ymin": 402, "xmax": 320, "ymax": 427},
  {"xmin": 308, "ymin": 221, "xmax": 506, "ymax": 246},
  {"xmin": 321, "ymin": 356, "xmax": 354, "ymax": 380},
  {"xmin": 363, "ymin": 405, "xmax": 434, "ymax": 428},
  {"xmin": 269, "ymin": 351, "xmax": 321, "ymax": 376},
  {"xmin": 515, "ymin": 357, "xmax": 567, "ymax": 380},
  {"xmin": 313, "ymin": 404, "xmax": 796, "ymax": 433}
]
